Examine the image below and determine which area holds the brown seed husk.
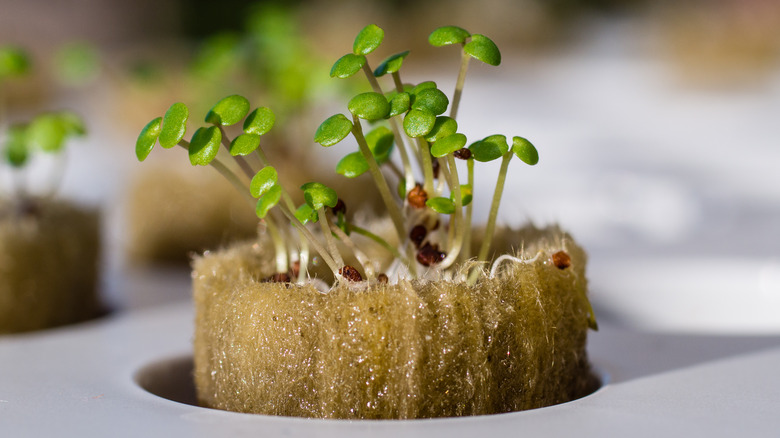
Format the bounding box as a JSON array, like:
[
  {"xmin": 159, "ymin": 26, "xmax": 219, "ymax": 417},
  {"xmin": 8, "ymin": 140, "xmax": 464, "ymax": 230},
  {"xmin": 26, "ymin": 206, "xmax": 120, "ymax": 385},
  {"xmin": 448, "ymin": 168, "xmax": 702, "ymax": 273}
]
[
  {"xmin": 0, "ymin": 200, "xmax": 101, "ymax": 333},
  {"xmin": 192, "ymin": 224, "xmax": 595, "ymax": 419}
]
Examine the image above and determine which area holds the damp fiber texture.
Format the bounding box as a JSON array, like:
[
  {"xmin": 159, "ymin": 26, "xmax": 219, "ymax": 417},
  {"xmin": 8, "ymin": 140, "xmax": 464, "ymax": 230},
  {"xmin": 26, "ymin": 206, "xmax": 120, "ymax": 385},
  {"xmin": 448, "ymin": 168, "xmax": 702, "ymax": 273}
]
[
  {"xmin": 0, "ymin": 200, "xmax": 100, "ymax": 333},
  {"xmin": 193, "ymin": 225, "xmax": 594, "ymax": 419}
]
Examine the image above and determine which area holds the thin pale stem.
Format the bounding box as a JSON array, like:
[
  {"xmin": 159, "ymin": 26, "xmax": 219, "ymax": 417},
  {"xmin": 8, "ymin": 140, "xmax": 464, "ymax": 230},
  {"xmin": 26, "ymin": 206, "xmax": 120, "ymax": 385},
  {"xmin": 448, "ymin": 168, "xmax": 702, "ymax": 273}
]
[
  {"xmin": 263, "ymin": 215, "xmax": 288, "ymax": 274},
  {"xmin": 367, "ymin": 65, "xmax": 417, "ymax": 194},
  {"xmin": 436, "ymin": 157, "xmax": 451, "ymax": 196},
  {"xmin": 387, "ymin": 117, "xmax": 416, "ymax": 195},
  {"xmin": 450, "ymin": 49, "xmax": 470, "ymax": 120},
  {"xmin": 460, "ymin": 158, "xmax": 475, "ymax": 263},
  {"xmin": 353, "ymin": 116, "xmax": 418, "ymax": 277},
  {"xmin": 352, "ymin": 116, "xmax": 406, "ymax": 243},
  {"xmin": 177, "ymin": 140, "xmax": 255, "ymax": 207},
  {"xmin": 278, "ymin": 204, "xmax": 340, "ymax": 277},
  {"xmin": 253, "ymin": 145, "xmax": 311, "ymax": 280},
  {"xmin": 217, "ymin": 126, "xmax": 255, "ymax": 179},
  {"xmin": 439, "ymin": 154, "xmax": 464, "ymax": 269},
  {"xmin": 297, "ymin": 242, "xmax": 310, "ymax": 283},
  {"xmin": 317, "ymin": 207, "xmax": 344, "ymax": 268},
  {"xmin": 391, "ymin": 71, "xmax": 404, "ymax": 92},
  {"xmin": 417, "ymin": 138, "xmax": 435, "ymax": 196},
  {"xmin": 362, "ymin": 62, "xmax": 383, "ymax": 94},
  {"xmin": 331, "ymin": 223, "xmax": 374, "ymax": 281},
  {"xmin": 476, "ymin": 152, "xmax": 512, "ymax": 264}
]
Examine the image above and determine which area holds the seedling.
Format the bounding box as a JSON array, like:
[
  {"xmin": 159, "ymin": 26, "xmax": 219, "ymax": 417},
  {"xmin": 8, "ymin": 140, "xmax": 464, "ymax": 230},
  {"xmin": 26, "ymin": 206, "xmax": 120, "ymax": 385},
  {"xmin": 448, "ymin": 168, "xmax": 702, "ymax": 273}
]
[
  {"xmin": 1, "ymin": 46, "xmax": 87, "ymax": 213},
  {"xmin": 136, "ymin": 25, "xmax": 548, "ymax": 288}
]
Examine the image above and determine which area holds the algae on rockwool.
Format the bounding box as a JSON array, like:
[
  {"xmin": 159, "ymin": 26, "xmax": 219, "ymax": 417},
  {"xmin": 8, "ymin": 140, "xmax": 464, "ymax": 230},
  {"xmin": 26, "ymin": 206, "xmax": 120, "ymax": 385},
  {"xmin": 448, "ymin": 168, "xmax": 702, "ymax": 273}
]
[{"xmin": 192, "ymin": 224, "xmax": 595, "ymax": 419}]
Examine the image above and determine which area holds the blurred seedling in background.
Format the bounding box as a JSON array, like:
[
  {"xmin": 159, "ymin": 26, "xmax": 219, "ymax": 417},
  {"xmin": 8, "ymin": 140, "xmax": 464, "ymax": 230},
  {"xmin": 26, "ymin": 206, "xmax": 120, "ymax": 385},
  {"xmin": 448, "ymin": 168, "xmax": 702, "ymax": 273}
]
[
  {"xmin": 136, "ymin": 24, "xmax": 540, "ymax": 287},
  {"xmin": 1, "ymin": 46, "xmax": 87, "ymax": 217},
  {"xmin": 129, "ymin": 3, "xmax": 343, "ymax": 128}
]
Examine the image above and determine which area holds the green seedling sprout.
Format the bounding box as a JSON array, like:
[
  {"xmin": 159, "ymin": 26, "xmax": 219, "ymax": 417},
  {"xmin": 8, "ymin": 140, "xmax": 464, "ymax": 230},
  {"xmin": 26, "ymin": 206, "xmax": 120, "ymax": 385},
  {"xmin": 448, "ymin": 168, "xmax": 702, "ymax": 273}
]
[
  {"xmin": 136, "ymin": 23, "xmax": 596, "ymax": 331},
  {"xmin": 1, "ymin": 111, "xmax": 87, "ymax": 209},
  {"xmin": 1, "ymin": 46, "xmax": 87, "ymax": 212}
]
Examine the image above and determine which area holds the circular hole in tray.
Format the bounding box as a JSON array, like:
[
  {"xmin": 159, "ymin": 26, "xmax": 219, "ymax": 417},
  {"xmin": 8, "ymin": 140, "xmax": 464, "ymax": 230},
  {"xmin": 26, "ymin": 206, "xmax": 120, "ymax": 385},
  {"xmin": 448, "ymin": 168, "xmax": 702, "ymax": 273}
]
[
  {"xmin": 135, "ymin": 354, "xmax": 605, "ymax": 416},
  {"xmin": 135, "ymin": 354, "xmax": 197, "ymax": 406}
]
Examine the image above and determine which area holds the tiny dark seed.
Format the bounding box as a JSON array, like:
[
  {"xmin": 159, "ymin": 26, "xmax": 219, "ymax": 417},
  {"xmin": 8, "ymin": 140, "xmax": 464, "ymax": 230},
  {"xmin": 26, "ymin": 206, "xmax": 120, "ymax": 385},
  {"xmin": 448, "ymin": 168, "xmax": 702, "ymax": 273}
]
[
  {"xmin": 431, "ymin": 159, "xmax": 440, "ymax": 179},
  {"xmin": 407, "ymin": 183, "xmax": 428, "ymax": 209},
  {"xmin": 409, "ymin": 224, "xmax": 427, "ymax": 248},
  {"xmin": 453, "ymin": 148, "xmax": 472, "ymax": 160},
  {"xmin": 552, "ymin": 251, "xmax": 571, "ymax": 269},
  {"xmin": 417, "ymin": 243, "xmax": 446, "ymax": 266},
  {"xmin": 330, "ymin": 198, "xmax": 346, "ymax": 216},
  {"xmin": 339, "ymin": 265, "xmax": 363, "ymax": 282},
  {"xmin": 377, "ymin": 273, "xmax": 388, "ymax": 283}
]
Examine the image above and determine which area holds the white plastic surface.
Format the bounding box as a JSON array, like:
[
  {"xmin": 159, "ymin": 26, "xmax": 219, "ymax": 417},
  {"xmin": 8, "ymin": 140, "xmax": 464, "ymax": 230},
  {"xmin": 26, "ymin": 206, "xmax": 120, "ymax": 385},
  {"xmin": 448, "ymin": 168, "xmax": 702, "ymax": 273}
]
[{"xmin": 2, "ymin": 300, "xmax": 779, "ymax": 437}]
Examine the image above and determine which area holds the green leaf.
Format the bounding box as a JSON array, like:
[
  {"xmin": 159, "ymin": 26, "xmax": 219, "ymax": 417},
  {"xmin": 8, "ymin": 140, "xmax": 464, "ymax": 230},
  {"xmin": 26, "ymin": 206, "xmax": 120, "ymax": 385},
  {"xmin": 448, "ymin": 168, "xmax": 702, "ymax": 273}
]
[
  {"xmin": 188, "ymin": 126, "xmax": 221, "ymax": 166},
  {"xmin": 301, "ymin": 182, "xmax": 338, "ymax": 210},
  {"xmin": 243, "ymin": 107, "xmax": 275, "ymax": 135},
  {"xmin": 348, "ymin": 92, "xmax": 390, "ymax": 120},
  {"xmin": 411, "ymin": 81, "xmax": 437, "ymax": 95},
  {"xmin": 426, "ymin": 197, "xmax": 455, "ymax": 214},
  {"xmin": 403, "ymin": 108, "xmax": 436, "ymax": 138},
  {"xmin": 469, "ymin": 134, "xmax": 508, "ymax": 162},
  {"xmin": 428, "ymin": 26, "xmax": 471, "ymax": 47},
  {"xmin": 57, "ymin": 111, "xmax": 87, "ymax": 136},
  {"xmin": 250, "ymin": 166, "xmax": 278, "ymax": 198},
  {"xmin": 388, "ymin": 92, "xmax": 411, "ymax": 117},
  {"xmin": 353, "ymin": 24, "xmax": 384, "ymax": 55},
  {"xmin": 159, "ymin": 102, "xmax": 189, "ymax": 149},
  {"xmin": 0, "ymin": 46, "xmax": 31, "ymax": 78},
  {"xmin": 464, "ymin": 34, "xmax": 501, "ymax": 66},
  {"xmin": 256, "ymin": 184, "xmax": 281, "ymax": 219},
  {"xmin": 294, "ymin": 203, "xmax": 318, "ymax": 224},
  {"xmin": 365, "ymin": 126, "xmax": 394, "ymax": 163},
  {"xmin": 430, "ymin": 132, "xmax": 467, "ymax": 157},
  {"xmin": 512, "ymin": 136, "xmax": 539, "ymax": 165},
  {"xmin": 336, "ymin": 151, "xmax": 368, "ymax": 178},
  {"xmin": 205, "ymin": 95, "xmax": 250, "ymax": 126},
  {"xmin": 230, "ymin": 133, "xmax": 261, "ymax": 156},
  {"xmin": 374, "ymin": 50, "xmax": 409, "ymax": 76},
  {"xmin": 330, "ymin": 53, "xmax": 366, "ymax": 78},
  {"xmin": 4, "ymin": 124, "xmax": 29, "ymax": 167},
  {"xmin": 452, "ymin": 184, "xmax": 473, "ymax": 206},
  {"xmin": 424, "ymin": 116, "xmax": 457, "ymax": 143},
  {"xmin": 411, "ymin": 88, "xmax": 449, "ymax": 115},
  {"xmin": 136, "ymin": 117, "xmax": 162, "ymax": 161},
  {"xmin": 315, "ymin": 114, "xmax": 353, "ymax": 146},
  {"xmin": 28, "ymin": 114, "xmax": 67, "ymax": 153}
]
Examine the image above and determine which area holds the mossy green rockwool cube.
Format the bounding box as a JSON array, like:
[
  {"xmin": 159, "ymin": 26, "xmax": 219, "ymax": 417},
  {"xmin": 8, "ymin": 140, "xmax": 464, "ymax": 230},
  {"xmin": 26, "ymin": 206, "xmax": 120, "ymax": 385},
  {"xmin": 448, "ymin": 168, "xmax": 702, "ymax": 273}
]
[
  {"xmin": 193, "ymin": 225, "xmax": 596, "ymax": 419},
  {"xmin": 0, "ymin": 200, "xmax": 100, "ymax": 333}
]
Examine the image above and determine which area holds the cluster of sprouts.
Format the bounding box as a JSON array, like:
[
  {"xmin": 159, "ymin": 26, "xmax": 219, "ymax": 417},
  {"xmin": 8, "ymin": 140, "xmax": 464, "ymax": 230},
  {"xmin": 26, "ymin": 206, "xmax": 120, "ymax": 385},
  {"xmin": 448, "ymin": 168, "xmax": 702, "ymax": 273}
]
[
  {"xmin": 1, "ymin": 46, "xmax": 87, "ymax": 213},
  {"xmin": 136, "ymin": 25, "xmax": 539, "ymax": 287}
]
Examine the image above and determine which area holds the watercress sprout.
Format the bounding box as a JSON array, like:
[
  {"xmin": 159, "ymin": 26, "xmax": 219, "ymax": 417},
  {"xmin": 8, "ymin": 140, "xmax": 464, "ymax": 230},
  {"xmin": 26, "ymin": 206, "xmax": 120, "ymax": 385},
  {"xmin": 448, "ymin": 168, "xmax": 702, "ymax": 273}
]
[
  {"xmin": 134, "ymin": 24, "xmax": 585, "ymax": 319},
  {"xmin": 2, "ymin": 109, "xmax": 87, "ymax": 204}
]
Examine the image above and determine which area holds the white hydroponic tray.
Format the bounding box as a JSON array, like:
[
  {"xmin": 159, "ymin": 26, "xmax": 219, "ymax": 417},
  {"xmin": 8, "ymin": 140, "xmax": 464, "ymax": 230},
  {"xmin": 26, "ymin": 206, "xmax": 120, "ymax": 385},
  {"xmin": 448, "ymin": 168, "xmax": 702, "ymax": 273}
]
[{"xmin": 2, "ymin": 297, "xmax": 780, "ymax": 437}]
